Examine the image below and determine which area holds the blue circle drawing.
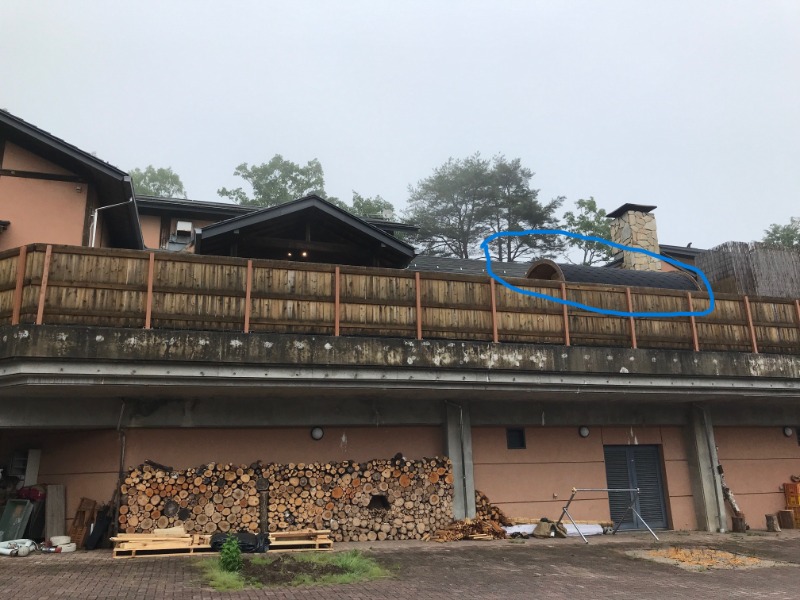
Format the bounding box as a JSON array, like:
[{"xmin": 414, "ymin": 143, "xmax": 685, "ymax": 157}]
[{"xmin": 480, "ymin": 230, "xmax": 715, "ymax": 318}]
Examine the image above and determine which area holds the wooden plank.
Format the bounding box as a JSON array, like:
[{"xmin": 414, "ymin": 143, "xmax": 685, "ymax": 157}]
[
  {"xmin": 334, "ymin": 266, "xmax": 340, "ymax": 336},
  {"xmin": 687, "ymin": 292, "xmax": 700, "ymax": 352},
  {"xmin": 35, "ymin": 244, "xmax": 52, "ymax": 325},
  {"xmin": 560, "ymin": 282, "xmax": 570, "ymax": 347},
  {"xmin": 11, "ymin": 245, "xmax": 26, "ymax": 325},
  {"xmin": 144, "ymin": 252, "xmax": 155, "ymax": 329},
  {"xmin": 796, "ymin": 299, "xmax": 800, "ymax": 337},
  {"xmin": 625, "ymin": 287, "xmax": 637, "ymax": 349},
  {"xmin": 743, "ymin": 295, "xmax": 759, "ymax": 354},
  {"xmin": 489, "ymin": 278, "xmax": 499, "ymax": 343},
  {"xmin": 270, "ymin": 529, "xmax": 330, "ymax": 538},
  {"xmin": 243, "ymin": 259, "xmax": 253, "ymax": 333},
  {"xmin": 113, "ymin": 545, "xmax": 215, "ymax": 559},
  {"xmin": 44, "ymin": 483, "xmax": 66, "ymax": 540},
  {"xmin": 415, "ymin": 271, "xmax": 423, "ymax": 340},
  {"xmin": 268, "ymin": 546, "xmax": 333, "ymax": 553}
]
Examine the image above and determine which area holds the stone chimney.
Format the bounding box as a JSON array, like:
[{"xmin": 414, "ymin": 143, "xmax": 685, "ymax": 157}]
[{"xmin": 607, "ymin": 204, "xmax": 661, "ymax": 271}]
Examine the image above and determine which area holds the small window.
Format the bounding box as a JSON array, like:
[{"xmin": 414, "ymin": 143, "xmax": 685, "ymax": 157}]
[{"xmin": 506, "ymin": 428, "xmax": 526, "ymax": 450}]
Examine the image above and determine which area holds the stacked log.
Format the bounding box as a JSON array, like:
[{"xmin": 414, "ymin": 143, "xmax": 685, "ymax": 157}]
[
  {"xmin": 119, "ymin": 456, "xmax": 453, "ymax": 541},
  {"xmin": 475, "ymin": 490, "xmax": 511, "ymax": 525},
  {"xmin": 266, "ymin": 457, "xmax": 453, "ymax": 542},
  {"xmin": 119, "ymin": 462, "xmax": 261, "ymax": 535}
]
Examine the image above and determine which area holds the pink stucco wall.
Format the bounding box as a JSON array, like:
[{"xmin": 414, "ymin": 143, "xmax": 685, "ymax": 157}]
[
  {"xmin": 715, "ymin": 426, "xmax": 800, "ymax": 530},
  {"xmin": 139, "ymin": 215, "xmax": 162, "ymax": 249},
  {"xmin": 3, "ymin": 142, "xmax": 74, "ymax": 175},
  {"xmin": 472, "ymin": 425, "xmax": 696, "ymax": 529},
  {"xmin": 0, "ymin": 143, "xmax": 88, "ymax": 251}
]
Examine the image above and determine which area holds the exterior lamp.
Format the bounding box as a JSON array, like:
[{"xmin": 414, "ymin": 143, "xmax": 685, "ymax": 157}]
[
  {"xmin": 783, "ymin": 427, "xmax": 793, "ymax": 438},
  {"xmin": 578, "ymin": 426, "xmax": 590, "ymax": 438},
  {"xmin": 310, "ymin": 427, "xmax": 324, "ymax": 441}
]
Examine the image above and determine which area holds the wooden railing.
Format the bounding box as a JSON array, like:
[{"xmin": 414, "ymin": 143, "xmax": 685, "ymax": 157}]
[{"xmin": 1, "ymin": 244, "xmax": 799, "ymax": 355}]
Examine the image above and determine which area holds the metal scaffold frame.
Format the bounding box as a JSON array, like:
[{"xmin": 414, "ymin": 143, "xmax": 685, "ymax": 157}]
[{"xmin": 555, "ymin": 487, "xmax": 660, "ymax": 544}]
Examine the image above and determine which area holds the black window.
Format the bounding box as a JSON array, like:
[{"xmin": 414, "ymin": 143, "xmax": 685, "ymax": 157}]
[{"xmin": 506, "ymin": 428, "xmax": 526, "ymax": 450}]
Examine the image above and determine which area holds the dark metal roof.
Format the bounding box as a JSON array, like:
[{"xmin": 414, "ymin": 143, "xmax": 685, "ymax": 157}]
[
  {"xmin": 406, "ymin": 255, "xmax": 528, "ymax": 277},
  {"xmin": 135, "ymin": 196, "xmax": 253, "ymax": 220},
  {"xmin": 606, "ymin": 203, "xmax": 657, "ymax": 219},
  {"xmin": 136, "ymin": 195, "xmax": 418, "ymax": 235},
  {"xmin": 196, "ymin": 195, "xmax": 415, "ymax": 267},
  {"xmin": 658, "ymin": 244, "xmax": 706, "ymax": 259},
  {"xmin": 0, "ymin": 110, "xmax": 143, "ymax": 249},
  {"xmin": 527, "ymin": 260, "xmax": 699, "ymax": 290}
]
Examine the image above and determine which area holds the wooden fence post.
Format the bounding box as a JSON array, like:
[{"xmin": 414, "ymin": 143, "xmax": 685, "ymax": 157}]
[
  {"xmin": 687, "ymin": 292, "xmax": 700, "ymax": 352},
  {"xmin": 334, "ymin": 266, "xmax": 340, "ymax": 337},
  {"xmin": 11, "ymin": 245, "xmax": 27, "ymax": 325},
  {"xmin": 415, "ymin": 271, "xmax": 423, "ymax": 340},
  {"xmin": 561, "ymin": 282, "xmax": 570, "ymax": 347},
  {"xmin": 144, "ymin": 252, "xmax": 155, "ymax": 329},
  {"xmin": 625, "ymin": 287, "xmax": 637, "ymax": 349},
  {"xmin": 244, "ymin": 260, "xmax": 253, "ymax": 333},
  {"xmin": 35, "ymin": 245, "xmax": 52, "ymax": 325},
  {"xmin": 743, "ymin": 295, "xmax": 759, "ymax": 353},
  {"xmin": 795, "ymin": 300, "xmax": 800, "ymax": 337},
  {"xmin": 489, "ymin": 279, "xmax": 499, "ymax": 343}
]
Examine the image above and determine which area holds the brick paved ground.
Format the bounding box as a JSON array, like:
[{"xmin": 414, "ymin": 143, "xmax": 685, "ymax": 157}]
[{"xmin": 1, "ymin": 531, "xmax": 799, "ymax": 599}]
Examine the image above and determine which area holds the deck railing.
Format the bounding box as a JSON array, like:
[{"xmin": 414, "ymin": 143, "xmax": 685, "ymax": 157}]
[{"xmin": 1, "ymin": 244, "xmax": 799, "ymax": 355}]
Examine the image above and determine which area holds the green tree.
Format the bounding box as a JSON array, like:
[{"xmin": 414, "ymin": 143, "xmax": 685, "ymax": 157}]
[
  {"xmin": 405, "ymin": 154, "xmax": 562, "ymax": 261},
  {"xmin": 405, "ymin": 154, "xmax": 493, "ymax": 258},
  {"xmin": 130, "ymin": 165, "xmax": 187, "ymax": 198},
  {"xmin": 350, "ymin": 192, "xmax": 395, "ymax": 219},
  {"xmin": 763, "ymin": 217, "xmax": 800, "ymax": 248},
  {"xmin": 483, "ymin": 156, "xmax": 563, "ymax": 262},
  {"xmin": 562, "ymin": 197, "xmax": 614, "ymax": 265},
  {"xmin": 218, "ymin": 155, "xmax": 328, "ymax": 207}
]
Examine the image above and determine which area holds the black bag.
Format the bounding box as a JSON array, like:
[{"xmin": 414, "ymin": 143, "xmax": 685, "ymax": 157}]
[{"xmin": 210, "ymin": 531, "xmax": 269, "ymax": 553}]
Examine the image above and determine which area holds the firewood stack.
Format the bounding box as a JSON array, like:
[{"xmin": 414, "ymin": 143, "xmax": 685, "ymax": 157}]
[
  {"xmin": 119, "ymin": 463, "xmax": 261, "ymax": 534},
  {"xmin": 119, "ymin": 456, "xmax": 454, "ymax": 541},
  {"xmin": 267, "ymin": 457, "xmax": 454, "ymax": 542},
  {"xmin": 475, "ymin": 490, "xmax": 511, "ymax": 525},
  {"xmin": 431, "ymin": 490, "xmax": 510, "ymax": 542}
]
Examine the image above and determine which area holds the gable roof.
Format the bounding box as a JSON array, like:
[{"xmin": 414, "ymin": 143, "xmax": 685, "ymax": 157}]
[
  {"xmin": 135, "ymin": 195, "xmax": 418, "ymax": 237},
  {"xmin": 195, "ymin": 195, "xmax": 416, "ymax": 267},
  {"xmin": 0, "ymin": 110, "xmax": 143, "ymax": 249}
]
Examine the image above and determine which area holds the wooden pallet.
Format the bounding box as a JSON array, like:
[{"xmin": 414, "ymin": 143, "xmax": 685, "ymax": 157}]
[
  {"xmin": 113, "ymin": 544, "xmax": 215, "ymax": 559},
  {"xmin": 269, "ymin": 529, "xmax": 333, "ymax": 552},
  {"xmin": 111, "ymin": 528, "xmax": 214, "ymax": 559},
  {"xmin": 68, "ymin": 498, "xmax": 97, "ymax": 549}
]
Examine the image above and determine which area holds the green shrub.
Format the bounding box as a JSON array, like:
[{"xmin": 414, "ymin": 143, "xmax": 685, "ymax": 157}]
[{"xmin": 219, "ymin": 534, "xmax": 243, "ymax": 573}]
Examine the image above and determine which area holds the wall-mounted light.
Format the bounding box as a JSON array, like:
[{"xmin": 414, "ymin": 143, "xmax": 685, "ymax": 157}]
[
  {"xmin": 783, "ymin": 426, "xmax": 794, "ymax": 437},
  {"xmin": 578, "ymin": 426, "xmax": 590, "ymax": 438},
  {"xmin": 310, "ymin": 426, "xmax": 324, "ymax": 441},
  {"xmin": 301, "ymin": 251, "xmax": 308, "ymax": 257},
  {"xmin": 287, "ymin": 252, "xmax": 293, "ymax": 257}
]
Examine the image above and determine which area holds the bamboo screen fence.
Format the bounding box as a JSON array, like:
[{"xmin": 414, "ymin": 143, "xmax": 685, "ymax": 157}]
[{"xmin": 1, "ymin": 244, "xmax": 799, "ymax": 355}]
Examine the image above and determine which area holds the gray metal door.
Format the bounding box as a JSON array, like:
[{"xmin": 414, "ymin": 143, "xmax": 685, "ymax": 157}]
[{"xmin": 603, "ymin": 445, "xmax": 668, "ymax": 530}]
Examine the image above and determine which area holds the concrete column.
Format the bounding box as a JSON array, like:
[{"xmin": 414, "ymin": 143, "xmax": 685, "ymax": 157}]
[
  {"xmin": 445, "ymin": 402, "xmax": 476, "ymax": 520},
  {"xmin": 686, "ymin": 405, "xmax": 726, "ymax": 532}
]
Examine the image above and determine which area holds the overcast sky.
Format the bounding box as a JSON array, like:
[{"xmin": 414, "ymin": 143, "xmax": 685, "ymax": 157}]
[{"xmin": 2, "ymin": 1, "xmax": 798, "ymax": 250}]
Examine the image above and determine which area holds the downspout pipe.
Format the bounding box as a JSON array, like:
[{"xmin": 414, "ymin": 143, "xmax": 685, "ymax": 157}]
[{"xmin": 89, "ymin": 197, "xmax": 135, "ymax": 248}]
